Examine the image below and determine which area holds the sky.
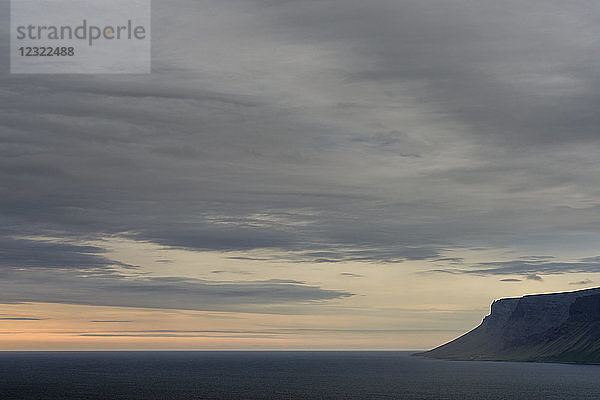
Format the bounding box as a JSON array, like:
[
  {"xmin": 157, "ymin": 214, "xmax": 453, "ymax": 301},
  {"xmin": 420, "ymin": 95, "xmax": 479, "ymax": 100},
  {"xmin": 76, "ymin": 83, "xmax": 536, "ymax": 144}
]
[{"xmin": 2, "ymin": 0, "xmax": 600, "ymax": 350}]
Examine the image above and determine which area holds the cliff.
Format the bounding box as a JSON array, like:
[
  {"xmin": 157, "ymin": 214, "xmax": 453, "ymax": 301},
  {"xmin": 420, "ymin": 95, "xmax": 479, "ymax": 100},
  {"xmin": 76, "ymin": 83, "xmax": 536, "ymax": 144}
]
[{"xmin": 419, "ymin": 287, "xmax": 600, "ymax": 363}]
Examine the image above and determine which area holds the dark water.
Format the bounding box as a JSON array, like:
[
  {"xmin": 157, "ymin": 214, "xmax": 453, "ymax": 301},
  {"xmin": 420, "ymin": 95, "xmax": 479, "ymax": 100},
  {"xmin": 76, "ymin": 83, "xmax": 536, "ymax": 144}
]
[{"xmin": 1, "ymin": 351, "xmax": 600, "ymax": 399}]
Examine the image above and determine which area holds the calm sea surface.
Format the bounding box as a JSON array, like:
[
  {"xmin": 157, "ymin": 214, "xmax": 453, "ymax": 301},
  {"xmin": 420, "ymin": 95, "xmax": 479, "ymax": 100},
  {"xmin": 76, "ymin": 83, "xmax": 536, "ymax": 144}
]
[{"xmin": 1, "ymin": 351, "xmax": 600, "ymax": 399}]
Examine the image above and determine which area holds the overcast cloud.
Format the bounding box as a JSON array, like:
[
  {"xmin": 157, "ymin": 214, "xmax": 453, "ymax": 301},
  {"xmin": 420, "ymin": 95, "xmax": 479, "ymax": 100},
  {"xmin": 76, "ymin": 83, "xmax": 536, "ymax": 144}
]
[{"xmin": 3, "ymin": 0, "xmax": 600, "ymax": 310}]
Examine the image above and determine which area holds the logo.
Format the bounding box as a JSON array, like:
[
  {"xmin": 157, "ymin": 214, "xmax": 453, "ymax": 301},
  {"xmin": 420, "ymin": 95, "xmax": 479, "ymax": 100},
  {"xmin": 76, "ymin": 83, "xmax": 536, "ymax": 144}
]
[{"xmin": 11, "ymin": 0, "xmax": 151, "ymax": 74}]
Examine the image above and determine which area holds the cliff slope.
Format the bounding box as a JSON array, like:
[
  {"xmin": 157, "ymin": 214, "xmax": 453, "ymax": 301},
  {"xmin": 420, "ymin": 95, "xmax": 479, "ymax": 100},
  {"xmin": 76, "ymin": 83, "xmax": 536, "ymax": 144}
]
[{"xmin": 420, "ymin": 287, "xmax": 600, "ymax": 363}]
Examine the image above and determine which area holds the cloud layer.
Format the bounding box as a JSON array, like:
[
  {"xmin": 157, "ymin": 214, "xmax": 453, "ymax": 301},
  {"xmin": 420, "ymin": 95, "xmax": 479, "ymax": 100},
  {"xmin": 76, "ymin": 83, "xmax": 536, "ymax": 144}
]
[{"xmin": 3, "ymin": 0, "xmax": 600, "ymax": 310}]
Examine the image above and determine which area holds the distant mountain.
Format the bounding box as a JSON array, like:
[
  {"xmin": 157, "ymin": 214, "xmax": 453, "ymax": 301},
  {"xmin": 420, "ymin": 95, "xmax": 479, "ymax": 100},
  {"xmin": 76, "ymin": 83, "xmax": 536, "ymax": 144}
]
[{"xmin": 419, "ymin": 287, "xmax": 600, "ymax": 363}]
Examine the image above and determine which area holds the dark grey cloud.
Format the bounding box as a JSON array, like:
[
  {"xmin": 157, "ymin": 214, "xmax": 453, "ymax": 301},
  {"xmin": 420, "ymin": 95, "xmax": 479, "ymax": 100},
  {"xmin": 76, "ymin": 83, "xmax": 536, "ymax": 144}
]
[
  {"xmin": 434, "ymin": 258, "xmax": 464, "ymax": 264},
  {"xmin": 500, "ymin": 279, "xmax": 522, "ymax": 283},
  {"xmin": 0, "ymin": 317, "xmax": 43, "ymax": 321},
  {"xmin": 428, "ymin": 257, "xmax": 600, "ymax": 278},
  {"xmin": 340, "ymin": 273, "xmax": 364, "ymax": 278},
  {"xmin": 0, "ymin": 237, "xmax": 133, "ymax": 270},
  {"xmin": 211, "ymin": 270, "xmax": 253, "ymax": 276},
  {"xmin": 570, "ymin": 279, "xmax": 594, "ymax": 286},
  {"xmin": 526, "ymin": 274, "xmax": 543, "ymax": 281},
  {"xmin": 325, "ymin": 1, "xmax": 600, "ymax": 147},
  {"xmin": 0, "ymin": 265, "xmax": 352, "ymax": 312}
]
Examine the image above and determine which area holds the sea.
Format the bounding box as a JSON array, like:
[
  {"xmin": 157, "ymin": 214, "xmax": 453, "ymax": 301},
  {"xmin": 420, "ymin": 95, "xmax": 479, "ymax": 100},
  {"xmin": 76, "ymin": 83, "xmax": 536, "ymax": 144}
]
[{"xmin": 1, "ymin": 351, "xmax": 599, "ymax": 399}]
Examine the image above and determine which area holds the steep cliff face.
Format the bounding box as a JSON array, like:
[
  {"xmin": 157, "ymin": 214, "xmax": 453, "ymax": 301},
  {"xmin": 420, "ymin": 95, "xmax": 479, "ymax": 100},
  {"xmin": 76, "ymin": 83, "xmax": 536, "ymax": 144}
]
[
  {"xmin": 420, "ymin": 287, "xmax": 600, "ymax": 363},
  {"xmin": 569, "ymin": 294, "xmax": 600, "ymax": 322}
]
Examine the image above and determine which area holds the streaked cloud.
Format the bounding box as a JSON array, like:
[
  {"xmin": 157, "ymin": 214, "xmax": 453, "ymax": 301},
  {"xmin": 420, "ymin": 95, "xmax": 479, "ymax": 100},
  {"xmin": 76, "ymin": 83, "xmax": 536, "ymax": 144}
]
[
  {"xmin": 0, "ymin": 237, "xmax": 133, "ymax": 270},
  {"xmin": 340, "ymin": 273, "xmax": 364, "ymax": 278},
  {"xmin": 570, "ymin": 279, "xmax": 594, "ymax": 286},
  {"xmin": 90, "ymin": 320, "xmax": 134, "ymax": 323},
  {"xmin": 0, "ymin": 266, "xmax": 353, "ymax": 312},
  {"xmin": 526, "ymin": 274, "xmax": 543, "ymax": 282},
  {"xmin": 427, "ymin": 257, "xmax": 600, "ymax": 278}
]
